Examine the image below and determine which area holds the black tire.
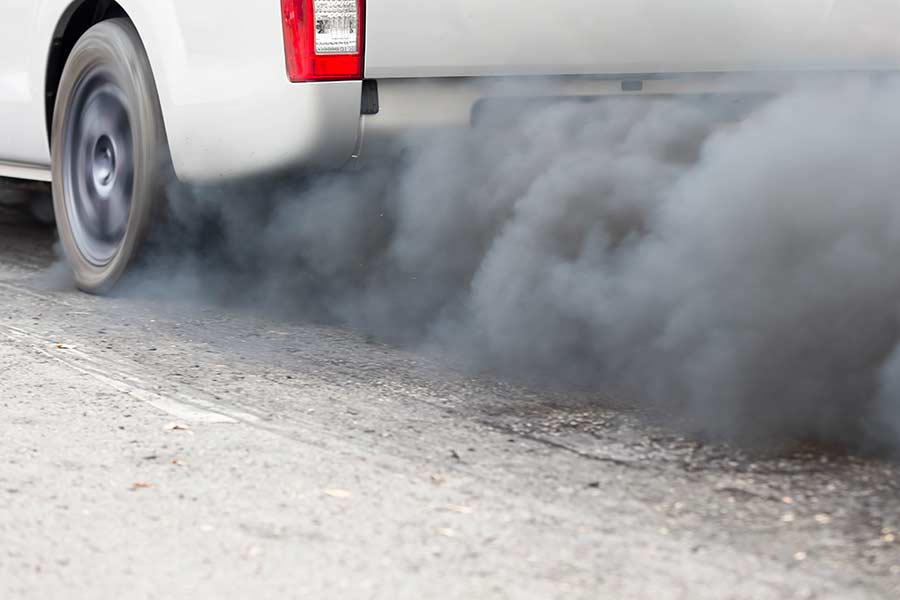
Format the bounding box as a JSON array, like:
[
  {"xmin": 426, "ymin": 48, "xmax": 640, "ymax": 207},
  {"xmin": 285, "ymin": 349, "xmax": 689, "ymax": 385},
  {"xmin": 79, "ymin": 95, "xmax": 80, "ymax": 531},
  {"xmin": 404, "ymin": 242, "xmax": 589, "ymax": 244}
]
[{"xmin": 51, "ymin": 18, "xmax": 169, "ymax": 293}]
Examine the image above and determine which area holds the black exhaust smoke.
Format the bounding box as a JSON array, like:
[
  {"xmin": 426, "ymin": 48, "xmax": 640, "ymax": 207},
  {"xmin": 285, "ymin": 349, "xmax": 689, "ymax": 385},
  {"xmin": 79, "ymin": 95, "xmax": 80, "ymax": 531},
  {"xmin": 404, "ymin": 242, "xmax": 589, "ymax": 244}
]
[{"xmin": 126, "ymin": 80, "xmax": 900, "ymax": 449}]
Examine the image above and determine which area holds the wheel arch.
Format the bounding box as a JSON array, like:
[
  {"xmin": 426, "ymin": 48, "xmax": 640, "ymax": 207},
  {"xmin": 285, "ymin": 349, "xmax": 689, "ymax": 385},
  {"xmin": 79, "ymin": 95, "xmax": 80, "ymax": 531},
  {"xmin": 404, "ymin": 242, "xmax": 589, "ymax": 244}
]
[
  {"xmin": 45, "ymin": 1, "xmax": 127, "ymax": 144},
  {"xmin": 44, "ymin": 0, "xmax": 176, "ymax": 154}
]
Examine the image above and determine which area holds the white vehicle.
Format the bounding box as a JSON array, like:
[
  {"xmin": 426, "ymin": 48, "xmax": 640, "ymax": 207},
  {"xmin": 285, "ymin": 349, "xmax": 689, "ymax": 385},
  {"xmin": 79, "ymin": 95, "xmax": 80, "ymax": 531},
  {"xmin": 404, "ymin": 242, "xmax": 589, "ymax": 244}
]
[{"xmin": 1, "ymin": 1, "xmax": 899, "ymax": 291}]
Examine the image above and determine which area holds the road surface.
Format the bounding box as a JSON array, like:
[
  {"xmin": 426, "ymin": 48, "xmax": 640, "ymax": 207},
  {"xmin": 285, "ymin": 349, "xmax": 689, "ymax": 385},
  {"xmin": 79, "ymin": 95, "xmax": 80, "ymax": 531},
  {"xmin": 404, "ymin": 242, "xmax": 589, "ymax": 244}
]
[{"xmin": 0, "ymin": 206, "xmax": 898, "ymax": 599}]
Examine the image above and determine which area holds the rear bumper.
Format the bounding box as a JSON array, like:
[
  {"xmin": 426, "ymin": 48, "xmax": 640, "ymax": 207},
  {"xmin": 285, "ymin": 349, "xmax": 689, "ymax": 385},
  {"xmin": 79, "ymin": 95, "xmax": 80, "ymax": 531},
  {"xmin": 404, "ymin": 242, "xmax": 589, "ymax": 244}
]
[{"xmin": 168, "ymin": 80, "xmax": 363, "ymax": 182}]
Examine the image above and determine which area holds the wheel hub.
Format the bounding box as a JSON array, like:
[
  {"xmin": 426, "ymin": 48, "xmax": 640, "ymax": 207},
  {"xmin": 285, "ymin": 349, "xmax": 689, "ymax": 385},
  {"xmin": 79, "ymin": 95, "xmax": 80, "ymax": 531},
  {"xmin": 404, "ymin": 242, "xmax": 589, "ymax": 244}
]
[{"xmin": 91, "ymin": 134, "xmax": 117, "ymax": 195}]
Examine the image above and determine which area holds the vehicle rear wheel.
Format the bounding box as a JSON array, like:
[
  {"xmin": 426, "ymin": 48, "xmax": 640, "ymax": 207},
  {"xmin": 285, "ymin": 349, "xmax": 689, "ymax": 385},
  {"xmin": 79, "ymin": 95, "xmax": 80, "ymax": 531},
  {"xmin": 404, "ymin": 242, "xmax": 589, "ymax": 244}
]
[{"xmin": 51, "ymin": 18, "xmax": 169, "ymax": 293}]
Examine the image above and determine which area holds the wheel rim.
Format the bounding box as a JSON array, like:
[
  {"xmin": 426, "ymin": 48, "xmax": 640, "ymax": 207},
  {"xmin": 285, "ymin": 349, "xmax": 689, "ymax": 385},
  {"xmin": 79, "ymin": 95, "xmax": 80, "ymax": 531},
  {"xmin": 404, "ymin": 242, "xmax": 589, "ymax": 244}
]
[{"xmin": 63, "ymin": 66, "xmax": 134, "ymax": 267}]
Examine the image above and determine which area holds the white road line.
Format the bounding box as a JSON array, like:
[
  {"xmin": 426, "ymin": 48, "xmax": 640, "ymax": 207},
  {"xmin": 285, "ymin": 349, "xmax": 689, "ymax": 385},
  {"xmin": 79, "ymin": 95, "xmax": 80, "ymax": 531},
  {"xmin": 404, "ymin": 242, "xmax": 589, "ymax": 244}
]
[{"xmin": 0, "ymin": 323, "xmax": 260, "ymax": 425}]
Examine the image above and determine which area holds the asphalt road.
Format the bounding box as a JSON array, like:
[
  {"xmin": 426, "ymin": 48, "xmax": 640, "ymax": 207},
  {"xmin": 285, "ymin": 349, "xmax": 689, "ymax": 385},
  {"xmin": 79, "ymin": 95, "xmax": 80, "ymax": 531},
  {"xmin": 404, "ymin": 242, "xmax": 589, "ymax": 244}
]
[{"xmin": 0, "ymin": 205, "xmax": 898, "ymax": 600}]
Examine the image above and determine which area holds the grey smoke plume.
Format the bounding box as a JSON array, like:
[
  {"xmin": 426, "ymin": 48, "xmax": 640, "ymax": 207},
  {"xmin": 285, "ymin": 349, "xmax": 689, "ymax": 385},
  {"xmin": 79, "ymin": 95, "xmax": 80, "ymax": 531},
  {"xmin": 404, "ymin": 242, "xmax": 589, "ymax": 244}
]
[{"xmin": 131, "ymin": 79, "xmax": 900, "ymax": 448}]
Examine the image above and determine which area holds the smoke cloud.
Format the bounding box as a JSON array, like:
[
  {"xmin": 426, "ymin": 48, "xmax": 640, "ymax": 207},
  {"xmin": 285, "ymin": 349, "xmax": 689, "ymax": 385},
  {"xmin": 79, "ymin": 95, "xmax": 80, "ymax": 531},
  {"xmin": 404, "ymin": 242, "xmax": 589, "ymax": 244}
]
[{"xmin": 124, "ymin": 79, "xmax": 900, "ymax": 449}]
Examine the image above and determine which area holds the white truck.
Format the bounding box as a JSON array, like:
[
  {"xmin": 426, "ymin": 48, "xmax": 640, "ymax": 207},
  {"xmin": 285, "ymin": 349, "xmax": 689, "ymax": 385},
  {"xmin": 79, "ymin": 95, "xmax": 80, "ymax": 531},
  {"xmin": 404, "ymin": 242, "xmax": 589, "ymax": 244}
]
[{"xmin": 1, "ymin": 1, "xmax": 899, "ymax": 291}]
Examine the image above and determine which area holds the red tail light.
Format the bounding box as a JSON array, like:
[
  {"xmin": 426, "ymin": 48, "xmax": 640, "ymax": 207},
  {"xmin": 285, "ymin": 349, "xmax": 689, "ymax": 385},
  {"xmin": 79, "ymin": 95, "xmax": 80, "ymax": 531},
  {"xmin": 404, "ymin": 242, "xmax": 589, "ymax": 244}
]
[{"xmin": 281, "ymin": 0, "xmax": 365, "ymax": 82}]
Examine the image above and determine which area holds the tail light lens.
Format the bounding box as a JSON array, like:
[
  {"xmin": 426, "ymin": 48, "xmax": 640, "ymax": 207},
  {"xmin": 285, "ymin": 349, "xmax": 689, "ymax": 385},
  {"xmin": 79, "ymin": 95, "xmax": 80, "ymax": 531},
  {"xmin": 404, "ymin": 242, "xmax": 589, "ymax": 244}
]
[{"xmin": 281, "ymin": 0, "xmax": 365, "ymax": 82}]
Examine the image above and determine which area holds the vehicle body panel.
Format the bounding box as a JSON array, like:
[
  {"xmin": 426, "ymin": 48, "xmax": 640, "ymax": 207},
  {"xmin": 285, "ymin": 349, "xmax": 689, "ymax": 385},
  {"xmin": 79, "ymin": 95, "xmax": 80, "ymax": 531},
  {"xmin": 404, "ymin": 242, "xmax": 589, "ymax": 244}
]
[
  {"xmin": 0, "ymin": 0, "xmax": 362, "ymax": 181},
  {"xmin": 365, "ymin": 1, "xmax": 900, "ymax": 78},
  {"xmin": 0, "ymin": 0, "xmax": 48, "ymax": 167}
]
